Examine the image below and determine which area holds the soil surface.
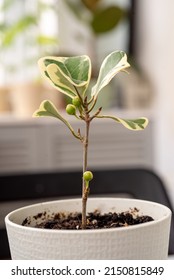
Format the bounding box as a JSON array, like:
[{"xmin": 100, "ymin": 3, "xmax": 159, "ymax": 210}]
[{"xmin": 22, "ymin": 208, "xmax": 154, "ymax": 230}]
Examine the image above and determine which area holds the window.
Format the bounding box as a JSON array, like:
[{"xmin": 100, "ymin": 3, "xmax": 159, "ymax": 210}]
[{"xmin": 0, "ymin": 0, "xmax": 58, "ymax": 85}]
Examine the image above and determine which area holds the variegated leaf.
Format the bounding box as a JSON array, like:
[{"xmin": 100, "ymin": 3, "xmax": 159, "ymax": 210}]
[
  {"xmin": 97, "ymin": 115, "xmax": 148, "ymax": 130},
  {"xmin": 91, "ymin": 51, "xmax": 130, "ymax": 98},
  {"xmin": 38, "ymin": 55, "xmax": 91, "ymax": 98},
  {"xmin": 33, "ymin": 100, "xmax": 81, "ymax": 139},
  {"xmin": 117, "ymin": 117, "xmax": 149, "ymax": 130}
]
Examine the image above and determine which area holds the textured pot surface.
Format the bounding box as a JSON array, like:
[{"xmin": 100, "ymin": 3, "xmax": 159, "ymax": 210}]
[{"xmin": 5, "ymin": 198, "xmax": 171, "ymax": 260}]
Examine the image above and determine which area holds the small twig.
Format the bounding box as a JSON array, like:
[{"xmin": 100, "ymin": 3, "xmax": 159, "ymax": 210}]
[{"xmin": 90, "ymin": 107, "xmax": 102, "ymax": 121}]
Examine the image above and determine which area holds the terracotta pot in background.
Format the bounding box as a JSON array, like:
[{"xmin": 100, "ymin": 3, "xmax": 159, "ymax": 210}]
[
  {"xmin": 9, "ymin": 82, "xmax": 65, "ymax": 118},
  {"xmin": 42, "ymin": 83, "xmax": 65, "ymax": 110},
  {"xmin": 9, "ymin": 83, "xmax": 43, "ymax": 118},
  {"xmin": 0, "ymin": 86, "xmax": 11, "ymax": 113}
]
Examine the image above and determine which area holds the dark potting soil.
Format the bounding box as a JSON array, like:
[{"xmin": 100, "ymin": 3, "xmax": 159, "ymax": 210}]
[{"xmin": 22, "ymin": 208, "xmax": 154, "ymax": 230}]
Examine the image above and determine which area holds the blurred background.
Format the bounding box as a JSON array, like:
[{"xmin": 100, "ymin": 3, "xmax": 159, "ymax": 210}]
[{"xmin": 0, "ymin": 0, "xmax": 174, "ymax": 207}]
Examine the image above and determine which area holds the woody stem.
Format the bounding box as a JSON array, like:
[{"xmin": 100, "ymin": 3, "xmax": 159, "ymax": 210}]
[{"xmin": 82, "ymin": 109, "xmax": 90, "ymax": 229}]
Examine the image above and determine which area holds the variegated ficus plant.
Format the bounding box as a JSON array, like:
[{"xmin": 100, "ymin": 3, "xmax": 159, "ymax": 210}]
[{"xmin": 33, "ymin": 51, "xmax": 148, "ymax": 229}]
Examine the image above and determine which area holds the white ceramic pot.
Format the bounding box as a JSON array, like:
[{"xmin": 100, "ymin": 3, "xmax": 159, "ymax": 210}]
[{"xmin": 5, "ymin": 198, "xmax": 171, "ymax": 260}]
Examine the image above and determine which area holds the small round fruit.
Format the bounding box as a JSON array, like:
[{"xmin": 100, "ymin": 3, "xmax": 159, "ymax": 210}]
[
  {"xmin": 66, "ymin": 104, "xmax": 76, "ymax": 115},
  {"xmin": 83, "ymin": 171, "xmax": 93, "ymax": 181},
  {"xmin": 72, "ymin": 96, "xmax": 81, "ymax": 107}
]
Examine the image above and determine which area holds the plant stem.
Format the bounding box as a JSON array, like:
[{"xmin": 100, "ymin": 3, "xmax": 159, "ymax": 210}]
[
  {"xmin": 82, "ymin": 109, "xmax": 90, "ymax": 229},
  {"xmin": 81, "ymin": 97, "xmax": 102, "ymax": 229}
]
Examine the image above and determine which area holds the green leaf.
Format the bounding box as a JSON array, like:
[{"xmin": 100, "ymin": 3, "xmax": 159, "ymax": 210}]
[
  {"xmin": 38, "ymin": 55, "xmax": 91, "ymax": 99},
  {"xmin": 33, "ymin": 100, "xmax": 81, "ymax": 139},
  {"xmin": 33, "ymin": 100, "xmax": 61, "ymax": 119},
  {"xmin": 91, "ymin": 6, "xmax": 125, "ymax": 34},
  {"xmin": 96, "ymin": 115, "xmax": 149, "ymax": 131},
  {"xmin": 117, "ymin": 117, "xmax": 149, "ymax": 130},
  {"xmin": 36, "ymin": 35, "xmax": 58, "ymax": 46},
  {"xmin": 91, "ymin": 51, "xmax": 130, "ymax": 99},
  {"xmin": 2, "ymin": 16, "xmax": 37, "ymax": 47},
  {"xmin": 0, "ymin": 0, "xmax": 17, "ymax": 11}
]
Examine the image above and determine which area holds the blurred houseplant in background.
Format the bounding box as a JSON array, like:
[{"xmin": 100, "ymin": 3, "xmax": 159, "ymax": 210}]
[
  {"xmin": 63, "ymin": 0, "xmax": 146, "ymax": 109},
  {"xmin": 64, "ymin": 0, "xmax": 127, "ymax": 35},
  {"xmin": 0, "ymin": 0, "xmax": 64, "ymax": 116},
  {"xmin": 63, "ymin": 0, "xmax": 152, "ymax": 110},
  {"xmin": 64, "ymin": 0, "xmax": 128, "ymax": 70},
  {"xmin": 63, "ymin": 0, "xmax": 128, "ymax": 109}
]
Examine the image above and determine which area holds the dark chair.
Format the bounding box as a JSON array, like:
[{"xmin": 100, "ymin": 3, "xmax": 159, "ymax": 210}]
[{"xmin": 0, "ymin": 168, "xmax": 174, "ymax": 259}]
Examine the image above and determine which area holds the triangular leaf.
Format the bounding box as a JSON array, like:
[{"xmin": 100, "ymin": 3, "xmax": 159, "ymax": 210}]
[
  {"xmin": 33, "ymin": 100, "xmax": 81, "ymax": 139},
  {"xmin": 38, "ymin": 55, "xmax": 91, "ymax": 99},
  {"xmin": 91, "ymin": 51, "xmax": 130, "ymax": 98}
]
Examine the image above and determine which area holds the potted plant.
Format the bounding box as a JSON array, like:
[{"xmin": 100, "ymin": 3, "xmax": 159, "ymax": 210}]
[{"xmin": 5, "ymin": 51, "xmax": 171, "ymax": 259}]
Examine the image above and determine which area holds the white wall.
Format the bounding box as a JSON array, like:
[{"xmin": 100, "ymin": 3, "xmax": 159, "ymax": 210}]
[
  {"xmin": 57, "ymin": 0, "xmax": 91, "ymax": 56},
  {"xmin": 135, "ymin": 0, "xmax": 174, "ymax": 202}
]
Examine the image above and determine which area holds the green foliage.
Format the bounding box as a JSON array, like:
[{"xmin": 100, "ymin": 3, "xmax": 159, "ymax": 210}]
[
  {"xmin": 0, "ymin": 0, "xmax": 17, "ymax": 11},
  {"xmin": 1, "ymin": 16, "xmax": 37, "ymax": 48},
  {"xmin": 91, "ymin": 6, "xmax": 126, "ymax": 34},
  {"xmin": 96, "ymin": 115, "xmax": 149, "ymax": 131},
  {"xmin": 1, "ymin": 0, "xmax": 57, "ymax": 48},
  {"xmin": 33, "ymin": 100, "xmax": 80, "ymax": 139},
  {"xmin": 64, "ymin": 0, "xmax": 127, "ymax": 35},
  {"xmin": 36, "ymin": 35, "xmax": 58, "ymax": 46},
  {"xmin": 38, "ymin": 55, "xmax": 91, "ymax": 98},
  {"xmin": 91, "ymin": 51, "xmax": 129, "ymax": 100},
  {"xmin": 0, "ymin": 0, "xmax": 58, "ymax": 77},
  {"xmin": 35, "ymin": 51, "xmax": 148, "ymax": 131},
  {"xmin": 33, "ymin": 50, "xmax": 149, "ymax": 228}
]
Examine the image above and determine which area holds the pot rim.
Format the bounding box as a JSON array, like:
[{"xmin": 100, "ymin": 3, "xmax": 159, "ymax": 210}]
[{"xmin": 5, "ymin": 197, "xmax": 171, "ymax": 234}]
